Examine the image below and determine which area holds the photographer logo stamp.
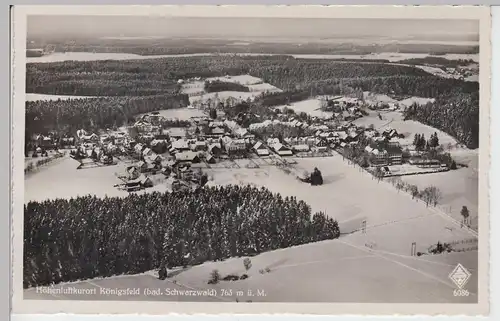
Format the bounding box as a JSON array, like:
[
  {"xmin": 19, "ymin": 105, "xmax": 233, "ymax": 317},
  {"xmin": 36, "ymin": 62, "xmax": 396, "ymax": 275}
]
[{"xmin": 449, "ymin": 263, "xmax": 471, "ymax": 296}]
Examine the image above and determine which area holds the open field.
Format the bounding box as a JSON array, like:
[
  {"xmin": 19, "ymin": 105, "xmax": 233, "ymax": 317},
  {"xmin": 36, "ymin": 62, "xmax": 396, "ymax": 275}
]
[
  {"xmin": 24, "ymin": 157, "xmax": 172, "ymax": 202},
  {"xmin": 27, "ymin": 51, "xmax": 480, "ymax": 64},
  {"xmin": 205, "ymin": 156, "xmax": 477, "ymax": 250},
  {"xmin": 398, "ymin": 96, "xmax": 436, "ymax": 108},
  {"xmin": 247, "ymin": 83, "xmax": 283, "ymax": 93},
  {"xmin": 24, "ymin": 238, "xmax": 478, "ymax": 303},
  {"xmin": 400, "ymin": 164, "xmax": 479, "ymax": 230},
  {"xmin": 353, "ymin": 111, "xmax": 462, "ymax": 147},
  {"xmin": 276, "ymin": 99, "xmax": 332, "ymax": 119},
  {"xmin": 189, "ymin": 91, "xmax": 261, "ymax": 104},
  {"xmin": 26, "ymin": 93, "xmax": 101, "ymax": 101},
  {"xmin": 144, "ymin": 108, "xmax": 206, "ymax": 120},
  {"xmin": 206, "ymin": 75, "xmax": 263, "ymax": 86}
]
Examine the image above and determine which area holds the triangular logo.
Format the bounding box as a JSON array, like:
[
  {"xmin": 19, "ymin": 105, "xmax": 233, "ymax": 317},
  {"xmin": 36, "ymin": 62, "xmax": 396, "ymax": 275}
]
[{"xmin": 448, "ymin": 263, "xmax": 472, "ymax": 289}]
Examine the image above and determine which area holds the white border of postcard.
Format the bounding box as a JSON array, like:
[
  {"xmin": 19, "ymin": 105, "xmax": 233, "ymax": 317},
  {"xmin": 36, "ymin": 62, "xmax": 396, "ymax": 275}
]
[{"xmin": 11, "ymin": 5, "xmax": 491, "ymax": 315}]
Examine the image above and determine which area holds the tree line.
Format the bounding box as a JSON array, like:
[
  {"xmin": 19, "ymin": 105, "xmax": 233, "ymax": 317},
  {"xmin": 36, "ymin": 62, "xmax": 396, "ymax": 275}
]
[
  {"xmin": 26, "ymin": 56, "xmax": 432, "ymax": 96},
  {"xmin": 24, "ymin": 185, "xmax": 340, "ymax": 288},
  {"xmin": 204, "ymin": 80, "xmax": 250, "ymax": 93}
]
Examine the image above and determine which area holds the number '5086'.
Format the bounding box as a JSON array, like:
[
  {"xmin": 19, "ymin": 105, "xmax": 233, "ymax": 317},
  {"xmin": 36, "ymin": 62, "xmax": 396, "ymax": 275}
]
[{"xmin": 453, "ymin": 289, "xmax": 470, "ymax": 297}]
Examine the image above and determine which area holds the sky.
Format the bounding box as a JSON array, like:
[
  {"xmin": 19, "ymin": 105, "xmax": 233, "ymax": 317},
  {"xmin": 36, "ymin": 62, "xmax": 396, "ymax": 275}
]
[{"xmin": 27, "ymin": 16, "xmax": 479, "ymax": 43}]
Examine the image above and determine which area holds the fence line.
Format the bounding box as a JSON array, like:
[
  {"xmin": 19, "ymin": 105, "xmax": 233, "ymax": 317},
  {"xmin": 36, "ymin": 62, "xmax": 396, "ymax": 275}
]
[{"xmin": 334, "ymin": 150, "xmax": 479, "ymax": 237}]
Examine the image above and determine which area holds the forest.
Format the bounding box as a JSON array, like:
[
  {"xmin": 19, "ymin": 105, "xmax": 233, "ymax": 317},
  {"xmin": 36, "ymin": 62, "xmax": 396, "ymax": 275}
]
[
  {"xmin": 204, "ymin": 80, "xmax": 250, "ymax": 93},
  {"xmin": 398, "ymin": 57, "xmax": 476, "ymax": 68},
  {"xmin": 26, "ymin": 56, "xmax": 432, "ymax": 95},
  {"xmin": 24, "ymin": 186, "xmax": 340, "ymax": 288},
  {"xmin": 25, "ymin": 94, "xmax": 189, "ymax": 138},
  {"xmin": 404, "ymin": 92, "xmax": 480, "ymax": 149}
]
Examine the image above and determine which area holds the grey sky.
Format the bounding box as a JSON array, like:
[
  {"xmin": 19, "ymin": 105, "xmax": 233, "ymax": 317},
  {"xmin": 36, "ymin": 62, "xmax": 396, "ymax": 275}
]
[{"xmin": 27, "ymin": 16, "xmax": 479, "ymax": 42}]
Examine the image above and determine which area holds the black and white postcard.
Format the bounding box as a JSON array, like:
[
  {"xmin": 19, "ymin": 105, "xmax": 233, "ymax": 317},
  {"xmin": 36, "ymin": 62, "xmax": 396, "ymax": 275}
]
[{"xmin": 11, "ymin": 5, "xmax": 491, "ymax": 316}]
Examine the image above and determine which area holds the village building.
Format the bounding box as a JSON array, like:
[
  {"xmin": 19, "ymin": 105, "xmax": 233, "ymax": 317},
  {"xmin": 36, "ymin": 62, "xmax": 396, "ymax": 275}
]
[
  {"xmin": 175, "ymin": 151, "xmax": 201, "ymax": 164},
  {"xmin": 81, "ymin": 133, "xmax": 99, "ymax": 143},
  {"xmin": 142, "ymin": 147, "xmax": 153, "ymax": 158},
  {"xmin": 267, "ymin": 137, "xmax": 281, "ymax": 149},
  {"xmin": 292, "ymin": 144, "xmax": 310, "ymax": 152},
  {"xmin": 253, "ymin": 141, "xmax": 270, "ymax": 156},
  {"xmin": 273, "ymin": 142, "xmax": 293, "ymax": 156},
  {"xmin": 207, "ymin": 143, "xmax": 222, "ymax": 156},
  {"xmin": 150, "ymin": 139, "xmax": 168, "ymax": 154},
  {"xmin": 134, "ymin": 143, "xmax": 145, "ymax": 156},
  {"xmin": 126, "ymin": 166, "xmax": 141, "ymax": 180},
  {"xmin": 170, "ymin": 139, "xmax": 190, "ymax": 153},
  {"xmin": 134, "ymin": 120, "xmax": 153, "ymax": 133},
  {"xmin": 366, "ymin": 142, "xmax": 403, "ymax": 166},
  {"xmin": 190, "ymin": 140, "xmax": 207, "ymax": 152},
  {"xmin": 222, "ymin": 137, "xmax": 247, "ymax": 155},
  {"xmin": 167, "ymin": 128, "xmax": 187, "ymax": 139},
  {"xmin": 382, "ymin": 128, "xmax": 399, "ymax": 140},
  {"xmin": 135, "ymin": 160, "xmax": 158, "ymax": 173},
  {"xmin": 60, "ymin": 137, "xmax": 75, "ymax": 147},
  {"xmin": 209, "ymin": 127, "xmax": 226, "ymax": 136},
  {"xmin": 205, "ymin": 153, "xmax": 216, "ymax": 164},
  {"xmin": 408, "ymin": 158, "xmax": 442, "ymax": 168},
  {"xmin": 34, "ymin": 135, "xmax": 54, "ymax": 148},
  {"xmin": 145, "ymin": 153, "xmax": 163, "ymax": 164}
]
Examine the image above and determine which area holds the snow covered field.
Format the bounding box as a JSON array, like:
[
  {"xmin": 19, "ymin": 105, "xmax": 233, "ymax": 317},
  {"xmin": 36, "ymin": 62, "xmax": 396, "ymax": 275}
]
[
  {"xmin": 27, "ymin": 52, "xmax": 480, "ymax": 64},
  {"xmin": 25, "ymin": 240, "xmax": 478, "ymax": 303},
  {"xmin": 247, "ymin": 83, "xmax": 282, "ymax": 93},
  {"xmin": 398, "ymin": 96, "xmax": 436, "ymax": 108},
  {"xmin": 401, "ymin": 164, "xmax": 479, "ymax": 230},
  {"xmin": 25, "ymin": 153, "xmax": 478, "ymax": 303},
  {"xmin": 25, "ymin": 93, "xmax": 101, "ymax": 101},
  {"xmin": 189, "ymin": 91, "xmax": 261, "ymax": 105},
  {"xmin": 150, "ymin": 108, "xmax": 206, "ymax": 120},
  {"xmin": 205, "ymin": 75, "xmax": 263, "ymax": 86},
  {"xmin": 353, "ymin": 111, "xmax": 461, "ymax": 148},
  {"xmin": 276, "ymin": 99, "xmax": 332, "ymax": 119},
  {"xmin": 205, "ymin": 156, "xmax": 476, "ymax": 249},
  {"xmin": 24, "ymin": 157, "xmax": 172, "ymax": 202}
]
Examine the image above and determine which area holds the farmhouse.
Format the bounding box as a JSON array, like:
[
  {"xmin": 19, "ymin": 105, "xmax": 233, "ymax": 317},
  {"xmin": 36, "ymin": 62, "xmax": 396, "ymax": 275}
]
[
  {"xmin": 273, "ymin": 143, "xmax": 293, "ymax": 156},
  {"xmin": 253, "ymin": 141, "xmax": 270, "ymax": 156}
]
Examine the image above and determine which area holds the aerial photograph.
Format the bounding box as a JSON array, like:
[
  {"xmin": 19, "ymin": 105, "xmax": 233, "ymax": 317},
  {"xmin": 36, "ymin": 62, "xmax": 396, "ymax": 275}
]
[{"xmin": 22, "ymin": 15, "xmax": 480, "ymax": 304}]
